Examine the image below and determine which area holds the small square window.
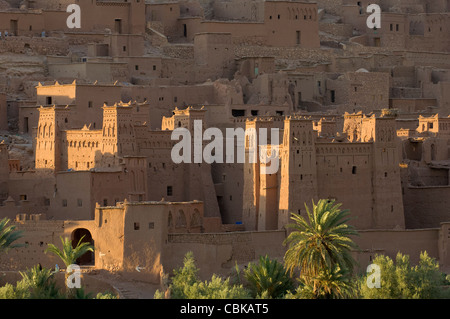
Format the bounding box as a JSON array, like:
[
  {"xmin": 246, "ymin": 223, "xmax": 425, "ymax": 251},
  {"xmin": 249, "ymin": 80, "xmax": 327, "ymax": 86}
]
[
  {"xmin": 149, "ymin": 222, "xmax": 155, "ymax": 229},
  {"xmin": 134, "ymin": 222, "xmax": 140, "ymax": 230},
  {"xmin": 167, "ymin": 186, "xmax": 173, "ymax": 196},
  {"xmin": 77, "ymin": 199, "xmax": 83, "ymax": 207},
  {"xmin": 135, "ymin": 65, "xmax": 139, "ymax": 71},
  {"xmin": 153, "ymin": 65, "xmax": 157, "ymax": 71},
  {"xmin": 62, "ymin": 199, "xmax": 68, "ymax": 207}
]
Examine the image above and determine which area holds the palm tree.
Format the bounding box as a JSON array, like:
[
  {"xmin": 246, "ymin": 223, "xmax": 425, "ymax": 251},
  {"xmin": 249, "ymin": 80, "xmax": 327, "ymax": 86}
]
[
  {"xmin": 283, "ymin": 199, "xmax": 359, "ymax": 298},
  {"xmin": 244, "ymin": 255, "xmax": 293, "ymax": 299},
  {"xmin": 297, "ymin": 266, "xmax": 356, "ymax": 299},
  {"xmin": 45, "ymin": 236, "xmax": 94, "ymax": 298},
  {"xmin": 0, "ymin": 217, "xmax": 24, "ymax": 254},
  {"xmin": 18, "ymin": 265, "xmax": 60, "ymax": 299}
]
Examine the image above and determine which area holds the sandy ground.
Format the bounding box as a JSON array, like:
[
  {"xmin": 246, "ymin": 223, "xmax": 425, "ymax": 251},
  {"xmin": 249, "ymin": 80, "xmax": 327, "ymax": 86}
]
[{"xmin": 86, "ymin": 270, "xmax": 161, "ymax": 299}]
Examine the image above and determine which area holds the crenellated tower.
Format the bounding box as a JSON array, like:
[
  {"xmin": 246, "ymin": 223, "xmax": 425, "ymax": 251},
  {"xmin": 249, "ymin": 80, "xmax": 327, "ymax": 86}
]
[
  {"xmin": 35, "ymin": 106, "xmax": 71, "ymax": 171},
  {"xmin": 101, "ymin": 103, "xmax": 137, "ymax": 168},
  {"xmin": 242, "ymin": 118, "xmax": 278, "ymax": 231},
  {"xmin": 361, "ymin": 114, "xmax": 405, "ymax": 229},
  {"xmin": 278, "ymin": 117, "xmax": 318, "ymax": 229}
]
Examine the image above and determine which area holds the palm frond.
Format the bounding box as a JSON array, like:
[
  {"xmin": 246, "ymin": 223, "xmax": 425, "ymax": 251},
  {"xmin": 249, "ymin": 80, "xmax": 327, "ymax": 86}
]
[
  {"xmin": 45, "ymin": 236, "xmax": 94, "ymax": 267},
  {"xmin": 283, "ymin": 199, "xmax": 360, "ymax": 297},
  {"xmin": 0, "ymin": 218, "xmax": 24, "ymax": 253}
]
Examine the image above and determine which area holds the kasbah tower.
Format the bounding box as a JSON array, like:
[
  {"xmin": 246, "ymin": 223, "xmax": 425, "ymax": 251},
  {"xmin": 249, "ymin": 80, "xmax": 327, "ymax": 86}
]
[{"xmin": 0, "ymin": 0, "xmax": 449, "ymax": 298}]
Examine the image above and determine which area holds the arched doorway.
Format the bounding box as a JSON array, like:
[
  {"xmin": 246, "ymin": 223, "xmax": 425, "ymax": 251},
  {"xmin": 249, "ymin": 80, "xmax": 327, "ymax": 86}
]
[{"xmin": 71, "ymin": 228, "xmax": 94, "ymax": 266}]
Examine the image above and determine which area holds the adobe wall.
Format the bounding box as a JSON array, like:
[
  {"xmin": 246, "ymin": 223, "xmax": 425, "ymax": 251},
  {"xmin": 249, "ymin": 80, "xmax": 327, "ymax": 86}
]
[
  {"xmin": 316, "ymin": 142, "xmax": 375, "ymax": 229},
  {"xmin": 6, "ymin": 172, "xmax": 55, "ymax": 216},
  {"xmin": 355, "ymin": 228, "xmax": 440, "ymax": 267},
  {"xmin": 49, "ymin": 172, "xmax": 94, "ymax": 221},
  {"xmin": 0, "ymin": 144, "xmax": 8, "ymax": 205},
  {"xmin": 19, "ymin": 104, "xmax": 40, "ymax": 134},
  {"xmin": 403, "ymin": 51, "xmax": 450, "ymax": 68},
  {"xmin": 211, "ymin": 161, "xmax": 244, "ymax": 225},
  {"xmin": 164, "ymin": 227, "xmax": 445, "ymax": 279},
  {"xmin": 0, "ymin": 36, "xmax": 69, "ymax": 55},
  {"xmin": 403, "ymin": 185, "xmax": 450, "ymax": 229},
  {"xmin": 0, "ymin": 218, "xmax": 448, "ymax": 282},
  {"xmin": 36, "ymin": 83, "xmax": 122, "ymax": 129},
  {"xmin": 235, "ymin": 46, "xmax": 331, "ymax": 64},
  {"xmin": 164, "ymin": 230, "xmax": 286, "ymax": 280},
  {"xmin": 195, "ymin": 21, "xmax": 266, "ymax": 45},
  {"xmin": 212, "ymin": 0, "xmax": 264, "ymax": 21},
  {"xmin": 0, "ymin": 219, "xmax": 65, "ymax": 270},
  {"xmin": 47, "ymin": 62, "xmax": 129, "ymax": 84},
  {"xmin": 390, "ymin": 99, "xmax": 438, "ymax": 113},
  {"xmin": 0, "ymin": 93, "xmax": 6, "ymax": 130},
  {"xmin": 315, "ymin": 0, "xmax": 344, "ymax": 15},
  {"xmin": 177, "ymin": 1, "xmax": 320, "ymax": 48},
  {"xmin": 146, "ymin": 2, "xmax": 181, "ymax": 38},
  {"xmin": 319, "ymin": 22, "xmax": 354, "ymax": 38}
]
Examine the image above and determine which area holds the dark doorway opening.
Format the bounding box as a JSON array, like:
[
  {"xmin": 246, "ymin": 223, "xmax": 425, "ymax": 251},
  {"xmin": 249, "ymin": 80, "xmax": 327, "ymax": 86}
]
[
  {"xmin": 10, "ymin": 20, "xmax": 18, "ymax": 36},
  {"xmin": 71, "ymin": 228, "xmax": 94, "ymax": 266}
]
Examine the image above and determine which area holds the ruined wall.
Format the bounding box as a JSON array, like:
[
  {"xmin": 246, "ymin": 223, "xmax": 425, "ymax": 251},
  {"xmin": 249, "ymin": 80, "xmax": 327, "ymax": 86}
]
[
  {"xmin": 0, "ymin": 36, "xmax": 69, "ymax": 56},
  {"xmin": 315, "ymin": 0, "xmax": 344, "ymax": 15}
]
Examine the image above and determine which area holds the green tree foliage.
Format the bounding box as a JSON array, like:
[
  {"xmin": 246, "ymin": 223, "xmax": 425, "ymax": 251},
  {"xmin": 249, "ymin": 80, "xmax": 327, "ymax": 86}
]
[
  {"xmin": 0, "ymin": 264, "xmax": 118, "ymax": 299},
  {"xmin": 0, "ymin": 218, "xmax": 24, "ymax": 254},
  {"xmin": 288, "ymin": 266, "xmax": 356, "ymax": 299},
  {"xmin": 359, "ymin": 252, "xmax": 450, "ymax": 299},
  {"xmin": 95, "ymin": 292, "xmax": 118, "ymax": 299},
  {"xmin": 0, "ymin": 265, "xmax": 60, "ymax": 299},
  {"xmin": 45, "ymin": 236, "xmax": 94, "ymax": 298},
  {"xmin": 243, "ymin": 255, "xmax": 293, "ymax": 299},
  {"xmin": 169, "ymin": 251, "xmax": 200, "ymax": 299},
  {"xmin": 184, "ymin": 275, "xmax": 250, "ymax": 299},
  {"xmin": 155, "ymin": 251, "xmax": 250, "ymax": 299},
  {"xmin": 18, "ymin": 265, "xmax": 60, "ymax": 299},
  {"xmin": 283, "ymin": 199, "xmax": 359, "ymax": 299},
  {"xmin": 45, "ymin": 236, "xmax": 94, "ymax": 267}
]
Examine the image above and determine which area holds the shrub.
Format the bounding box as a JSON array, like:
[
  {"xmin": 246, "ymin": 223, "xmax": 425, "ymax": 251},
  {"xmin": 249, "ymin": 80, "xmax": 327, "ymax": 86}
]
[
  {"xmin": 155, "ymin": 251, "xmax": 250, "ymax": 299},
  {"xmin": 243, "ymin": 255, "xmax": 293, "ymax": 299},
  {"xmin": 359, "ymin": 252, "xmax": 450, "ymax": 299}
]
